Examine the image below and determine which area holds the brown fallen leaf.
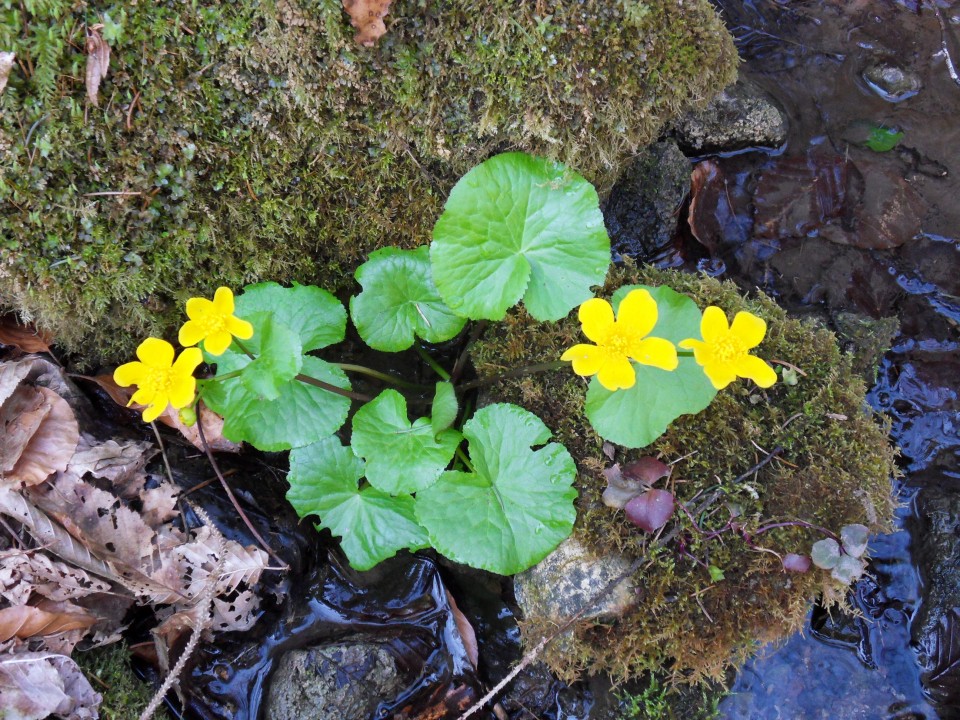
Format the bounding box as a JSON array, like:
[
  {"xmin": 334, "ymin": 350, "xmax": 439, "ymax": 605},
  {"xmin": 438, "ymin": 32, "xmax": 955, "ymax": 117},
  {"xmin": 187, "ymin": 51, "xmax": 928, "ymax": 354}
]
[
  {"xmin": 85, "ymin": 24, "xmax": 110, "ymax": 107},
  {"xmin": 342, "ymin": 0, "xmax": 393, "ymax": 46},
  {"xmin": 0, "ymin": 51, "xmax": 14, "ymax": 96},
  {"xmin": 0, "ymin": 604, "xmax": 96, "ymax": 642},
  {"xmin": 445, "ymin": 589, "xmax": 478, "ymax": 668},
  {"xmin": 0, "ymin": 314, "xmax": 53, "ymax": 354},
  {"xmin": 4, "ymin": 386, "xmax": 80, "ymax": 487}
]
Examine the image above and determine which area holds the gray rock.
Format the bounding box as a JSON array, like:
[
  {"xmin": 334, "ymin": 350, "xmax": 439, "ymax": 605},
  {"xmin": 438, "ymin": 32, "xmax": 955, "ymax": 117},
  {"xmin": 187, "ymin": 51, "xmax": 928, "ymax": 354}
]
[
  {"xmin": 862, "ymin": 62, "xmax": 921, "ymax": 103},
  {"xmin": 603, "ymin": 140, "xmax": 690, "ymax": 260},
  {"xmin": 514, "ymin": 536, "xmax": 637, "ymax": 626},
  {"xmin": 266, "ymin": 642, "xmax": 404, "ymax": 720},
  {"xmin": 672, "ymin": 78, "xmax": 788, "ymax": 155},
  {"xmin": 911, "ymin": 486, "xmax": 960, "ymax": 717}
]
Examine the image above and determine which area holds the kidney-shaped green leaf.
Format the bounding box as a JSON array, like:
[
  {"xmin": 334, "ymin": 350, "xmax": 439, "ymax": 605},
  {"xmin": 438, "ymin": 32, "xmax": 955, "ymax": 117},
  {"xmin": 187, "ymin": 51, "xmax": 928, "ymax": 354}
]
[
  {"xmin": 585, "ymin": 285, "xmax": 717, "ymax": 448},
  {"xmin": 431, "ymin": 153, "xmax": 610, "ymax": 322},
  {"xmin": 237, "ymin": 312, "xmax": 302, "ymax": 401},
  {"xmin": 415, "ymin": 403, "xmax": 577, "ymax": 575},
  {"xmin": 203, "ymin": 353, "xmax": 351, "ymax": 451},
  {"xmin": 350, "ymin": 247, "xmax": 466, "ymax": 351},
  {"xmin": 236, "ymin": 282, "xmax": 346, "ymax": 352},
  {"xmin": 351, "ymin": 389, "xmax": 461, "ymax": 495},
  {"xmin": 286, "ymin": 436, "xmax": 429, "ymax": 571}
]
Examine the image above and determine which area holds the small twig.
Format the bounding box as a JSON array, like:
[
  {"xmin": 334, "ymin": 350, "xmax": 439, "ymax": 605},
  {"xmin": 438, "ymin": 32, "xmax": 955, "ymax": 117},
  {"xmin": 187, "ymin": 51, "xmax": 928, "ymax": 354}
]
[
  {"xmin": 770, "ymin": 358, "xmax": 808, "ymax": 376},
  {"xmin": 450, "ymin": 321, "xmax": 488, "ymax": 384},
  {"xmin": 126, "ymin": 89, "xmax": 141, "ymax": 130},
  {"xmin": 196, "ymin": 409, "xmax": 289, "ymax": 570},
  {"xmin": 149, "ymin": 421, "xmax": 176, "ymax": 486},
  {"xmin": 83, "ymin": 191, "xmax": 143, "ymax": 197}
]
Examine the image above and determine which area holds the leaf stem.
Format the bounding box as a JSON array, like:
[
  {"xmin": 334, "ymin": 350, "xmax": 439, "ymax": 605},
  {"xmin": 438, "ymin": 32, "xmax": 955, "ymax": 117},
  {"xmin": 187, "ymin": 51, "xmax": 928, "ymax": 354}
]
[
  {"xmin": 457, "ymin": 361, "xmax": 568, "ymax": 392},
  {"xmin": 415, "ymin": 346, "xmax": 451, "ymax": 381},
  {"xmin": 335, "ymin": 363, "xmax": 433, "ymax": 391},
  {"xmin": 455, "ymin": 446, "xmax": 475, "ymax": 473}
]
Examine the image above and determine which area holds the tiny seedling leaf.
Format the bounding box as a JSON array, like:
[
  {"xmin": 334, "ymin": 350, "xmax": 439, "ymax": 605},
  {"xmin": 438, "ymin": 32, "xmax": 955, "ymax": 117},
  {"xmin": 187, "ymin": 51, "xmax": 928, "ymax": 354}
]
[
  {"xmin": 351, "ymin": 389, "xmax": 461, "ymax": 495},
  {"xmin": 415, "ymin": 403, "xmax": 577, "ymax": 575},
  {"xmin": 831, "ymin": 553, "xmax": 866, "ymax": 585},
  {"xmin": 840, "ymin": 523, "xmax": 870, "ymax": 558},
  {"xmin": 811, "ymin": 537, "xmax": 841, "ymax": 570},
  {"xmin": 286, "ymin": 436, "xmax": 428, "ymax": 571},
  {"xmin": 431, "ymin": 153, "xmax": 609, "ymax": 321},
  {"xmin": 624, "ymin": 489, "xmax": 675, "ymax": 533},
  {"xmin": 865, "ymin": 126, "xmax": 904, "ymax": 152},
  {"xmin": 350, "ymin": 247, "xmax": 466, "ymax": 351}
]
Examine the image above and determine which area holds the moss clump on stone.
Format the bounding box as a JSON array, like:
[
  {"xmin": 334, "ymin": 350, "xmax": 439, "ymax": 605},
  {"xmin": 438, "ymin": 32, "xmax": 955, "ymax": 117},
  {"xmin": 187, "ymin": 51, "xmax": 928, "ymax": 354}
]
[
  {"xmin": 0, "ymin": 0, "xmax": 736, "ymax": 367},
  {"xmin": 472, "ymin": 264, "xmax": 897, "ymax": 683}
]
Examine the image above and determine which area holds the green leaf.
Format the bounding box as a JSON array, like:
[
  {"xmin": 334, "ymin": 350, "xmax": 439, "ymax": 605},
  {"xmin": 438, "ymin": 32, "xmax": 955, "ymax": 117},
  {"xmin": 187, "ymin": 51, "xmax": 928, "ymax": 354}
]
[
  {"xmin": 431, "ymin": 153, "xmax": 610, "ymax": 321},
  {"xmin": 865, "ymin": 126, "xmax": 904, "ymax": 152},
  {"xmin": 351, "ymin": 389, "xmax": 461, "ymax": 495},
  {"xmin": 238, "ymin": 312, "xmax": 302, "ymax": 401},
  {"xmin": 415, "ymin": 403, "xmax": 577, "ymax": 575},
  {"xmin": 431, "ymin": 381, "xmax": 458, "ymax": 435},
  {"xmin": 585, "ymin": 285, "xmax": 717, "ymax": 448},
  {"xmin": 203, "ymin": 354, "xmax": 351, "ymax": 451},
  {"xmin": 708, "ymin": 565, "xmax": 725, "ymax": 582},
  {"xmin": 350, "ymin": 247, "xmax": 466, "ymax": 351},
  {"xmin": 236, "ymin": 282, "xmax": 346, "ymax": 352},
  {"xmin": 286, "ymin": 436, "xmax": 429, "ymax": 571}
]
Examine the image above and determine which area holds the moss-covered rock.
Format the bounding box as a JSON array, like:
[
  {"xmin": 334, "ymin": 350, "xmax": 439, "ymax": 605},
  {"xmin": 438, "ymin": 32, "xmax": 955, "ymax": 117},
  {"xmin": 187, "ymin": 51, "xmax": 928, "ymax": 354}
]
[
  {"xmin": 0, "ymin": 0, "xmax": 736, "ymax": 367},
  {"xmin": 471, "ymin": 264, "xmax": 897, "ymax": 683}
]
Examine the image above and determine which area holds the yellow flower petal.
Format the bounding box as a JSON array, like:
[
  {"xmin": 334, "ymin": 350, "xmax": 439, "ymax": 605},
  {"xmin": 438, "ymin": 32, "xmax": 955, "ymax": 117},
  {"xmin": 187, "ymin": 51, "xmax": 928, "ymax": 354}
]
[
  {"xmin": 212, "ymin": 286, "xmax": 235, "ymax": 315},
  {"xmin": 734, "ymin": 354, "xmax": 777, "ymax": 388},
  {"xmin": 136, "ymin": 338, "xmax": 174, "ymax": 368},
  {"xmin": 142, "ymin": 401, "xmax": 166, "ymax": 423},
  {"xmin": 677, "ymin": 338, "xmax": 702, "ymax": 351},
  {"xmin": 700, "ymin": 306, "xmax": 729, "ymax": 343},
  {"xmin": 203, "ymin": 330, "xmax": 233, "ymax": 356},
  {"xmin": 702, "ymin": 361, "xmax": 737, "ymax": 390},
  {"xmin": 173, "ymin": 347, "xmax": 204, "ymax": 375},
  {"xmin": 130, "ymin": 387, "xmax": 155, "ymax": 406},
  {"xmin": 185, "ymin": 297, "xmax": 214, "ymax": 321},
  {"xmin": 167, "ymin": 375, "xmax": 197, "ymax": 409},
  {"xmin": 178, "ymin": 320, "xmax": 206, "ymax": 347},
  {"xmin": 114, "ymin": 361, "xmax": 146, "ymax": 387},
  {"xmin": 597, "ymin": 356, "xmax": 636, "ymax": 391},
  {"xmin": 561, "ymin": 343, "xmax": 605, "ymax": 378},
  {"xmin": 616, "ymin": 289, "xmax": 658, "ymax": 339},
  {"xmin": 730, "ymin": 311, "xmax": 767, "ymax": 349},
  {"xmin": 579, "ymin": 298, "xmax": 615, "ymax": 343},
  {"xmin": 630, "ymin": 337, "xmax": 678, "ymax": 371},
  {"xmin": 226, "ymin": 315, "xmax": 254, "ymax": 340}
]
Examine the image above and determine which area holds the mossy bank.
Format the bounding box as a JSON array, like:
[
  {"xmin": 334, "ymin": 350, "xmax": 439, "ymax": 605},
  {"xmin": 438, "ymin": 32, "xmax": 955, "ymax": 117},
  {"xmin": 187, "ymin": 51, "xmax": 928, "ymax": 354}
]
[
  {"xmin": 0, "ymin": 0, "xmax": 736, "ymax": 366},
  {"xmin": 472, "ymin": 264, "xmax": 898, "ymax": 683}
]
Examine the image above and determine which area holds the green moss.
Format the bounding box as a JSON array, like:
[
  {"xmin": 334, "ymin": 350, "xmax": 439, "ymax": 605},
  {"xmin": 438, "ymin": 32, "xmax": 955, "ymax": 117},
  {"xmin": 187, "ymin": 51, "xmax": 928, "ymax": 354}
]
[
  {"xmin": 73, "ymin": 642, "xmax": 169, "ymax": 719},
  {"xmin": 471, "ymin": 264, "xmax": 897, "ymax": 683},
  {"xmin": 0, "ymin": 0, "xmax": 736, "ymax": 367}
]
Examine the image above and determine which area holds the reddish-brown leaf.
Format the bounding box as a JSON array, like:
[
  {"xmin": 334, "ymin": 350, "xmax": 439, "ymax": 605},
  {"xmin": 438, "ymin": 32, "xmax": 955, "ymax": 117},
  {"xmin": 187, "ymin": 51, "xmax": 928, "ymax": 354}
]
[
  {"xmin": 5, "ymin": 387, "xmax": 79, "ymax": 487},
  {"xmin": 688, "ymin": 160, "xmax": 752, "ymax": 253},
  {"xmin": 0, "ymin": 314, "xmax": 53, "ymax": 354},
  {"xmin": 0, "ymin": 604, "xmax": 96, "ymax": 642},
  {"xmin": 624, "ymin": 489, "xmax": 676, "ymax": 533},
  {"xmin": 85, "ymin": 24, "xmax": 110, "ymax": 107}
]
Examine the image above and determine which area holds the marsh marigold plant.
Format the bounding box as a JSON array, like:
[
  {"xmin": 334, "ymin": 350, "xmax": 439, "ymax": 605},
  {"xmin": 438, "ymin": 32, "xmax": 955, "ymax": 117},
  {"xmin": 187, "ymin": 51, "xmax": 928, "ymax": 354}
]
[
  {"xmin": 114, "ymin": 338, "xmax": 203, "ymax": 423},
  {"xmin": 179, "ymin": 287, "xmax": 254, "ymax": 356},
  {"xmin": 561, "ymin": 289, "xmax": 678, "ymax": 391},
  {"xmin": 679, "ymin": 307, "xmax": 777, "ymax": 390}
]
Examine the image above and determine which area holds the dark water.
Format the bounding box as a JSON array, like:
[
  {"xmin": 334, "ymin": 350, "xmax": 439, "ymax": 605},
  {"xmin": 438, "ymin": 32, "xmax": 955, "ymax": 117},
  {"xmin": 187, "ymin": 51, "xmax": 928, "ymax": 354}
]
[{"xmin": 688, "ymin": 1, "xmax": 960, "ymax": 718}]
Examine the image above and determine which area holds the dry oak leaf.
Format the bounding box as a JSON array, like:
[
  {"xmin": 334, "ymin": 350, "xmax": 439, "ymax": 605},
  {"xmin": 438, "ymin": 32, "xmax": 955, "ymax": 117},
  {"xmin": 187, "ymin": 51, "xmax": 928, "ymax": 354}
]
[
  {"xmin": 342, "ymin": 0, "xmax": 393, "ymax": 46},
  {"xmin": 85, "ymin": 24, "xmax": 110, "ymax": 107},
  {"xmin": 0, "ymin": 652, "xmax": 101, "ymax": 720}
]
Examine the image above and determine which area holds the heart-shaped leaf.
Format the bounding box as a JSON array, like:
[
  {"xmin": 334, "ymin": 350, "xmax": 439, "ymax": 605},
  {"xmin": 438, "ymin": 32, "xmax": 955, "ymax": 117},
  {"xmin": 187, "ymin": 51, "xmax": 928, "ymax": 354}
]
[
  {"xmin": 286, "ymin": 436, "xmax": 429, "ymax": 571},
  {"xmin": 351, "ymin": 389, "xmax": 461, "ymax": 495},
  {"xmin": 350, "ymin": 247, "xmax": 466, "ymax": 351},
  {"xmin": 415, "ymin": 403, "xmax": 577, "ymax": 575},
  {"xmin": 624, "ymin": 489, "xmax": 675, "ymax": 533},
  {"xmin": 811, "ymin": 538, "xmax": 841, "ymax": 570},
  {"xmin": 431, "ymin": 153, "xmax": 609, "ymax": 321},
  {"xmin": 840, "ymin": 523, "xmax": 869, "ymax": 558}
]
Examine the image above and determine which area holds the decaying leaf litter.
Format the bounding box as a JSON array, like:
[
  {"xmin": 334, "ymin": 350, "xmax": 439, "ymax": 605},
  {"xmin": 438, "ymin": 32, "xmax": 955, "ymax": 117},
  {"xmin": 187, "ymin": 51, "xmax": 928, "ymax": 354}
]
[{"xmin": 0, "ymin": 348, "xmax": 270, "ymax": 719}]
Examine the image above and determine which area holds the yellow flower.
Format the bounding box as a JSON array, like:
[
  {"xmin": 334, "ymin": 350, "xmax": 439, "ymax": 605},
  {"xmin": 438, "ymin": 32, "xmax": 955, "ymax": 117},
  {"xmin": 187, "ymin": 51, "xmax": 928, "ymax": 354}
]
[
  {"xmin": 114, "ymin": 338, "xmax": 203, "ymax": 423},
  {"xmin": 178, "ymin": 287, "xmax": 254, "ymax": 356},
  {"xmin": 561, "ymin": 289, "xmax": 678, "ymax": 391},
  {"xmin": 679, "ymin": 307, "xmax": 777, "ymax": 390}
]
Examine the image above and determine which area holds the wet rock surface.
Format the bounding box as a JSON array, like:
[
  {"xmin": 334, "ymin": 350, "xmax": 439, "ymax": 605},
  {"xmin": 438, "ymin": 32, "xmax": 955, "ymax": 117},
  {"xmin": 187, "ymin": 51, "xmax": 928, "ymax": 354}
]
[
  {"xmin": 603, "ymin": 140, "xmax": 690, "ymax": 261},
  {"xmin": 862, "ymin": 61, "xmax": 922, "ymax": 102},
  {"xmin": 672, "ymin": 78, "xmax": 789, "ymax": 154},
  {"xmin": 266, "ymin": 643, "xmax": 403, "ymax": 720}
]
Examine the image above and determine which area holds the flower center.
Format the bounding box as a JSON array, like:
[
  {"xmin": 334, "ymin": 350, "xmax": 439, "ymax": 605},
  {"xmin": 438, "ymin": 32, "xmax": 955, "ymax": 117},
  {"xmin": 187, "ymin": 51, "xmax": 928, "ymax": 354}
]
[
  {"xmin": 143, "ymin": 366, "xmax": 174, "ymax": 395},
  {"xmin": 602, "ymin": 328, "xmax": 635, "ymax": 357},
  {"xmin": 713, "ymin": 334, "xmax": 745, "ymax": 364},
  {"xmin": 198, "ymin": 312, "xmax": 227, "ymax": 335}
]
